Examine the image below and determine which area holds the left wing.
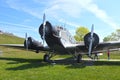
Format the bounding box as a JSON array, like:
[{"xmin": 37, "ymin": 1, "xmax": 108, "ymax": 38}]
[
  {"xmin": 0, "ymin": 37, "xmax": 47, "ymax": 53},
  {"xmin": 0, "ymin": 44, "xmax": 24, "ymax": 49}
]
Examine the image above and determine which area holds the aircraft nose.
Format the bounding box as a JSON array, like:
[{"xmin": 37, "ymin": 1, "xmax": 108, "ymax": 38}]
[
  {"xmin": 39, "ymin": 23, "xmax": 44, "ymax": 39},
  {"xmin": 39, "ymin": 21, "xmax": 53, "ymax": 39}
]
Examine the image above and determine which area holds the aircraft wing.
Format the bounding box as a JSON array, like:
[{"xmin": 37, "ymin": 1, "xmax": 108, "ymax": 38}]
[
  {"xmin": 0, "ymin": 44, "xmax": 25, "ymax": 49},
  {"xmin": 0, "ymin": 43, "xmax": 49, "ymax": 53},
  {"xmin": 95, "ymin": 41, "xmax": 120, "ymax": 51},
  {"xmin": 64, "ymin": 41, "xmax": 120, "ymax": 54}
]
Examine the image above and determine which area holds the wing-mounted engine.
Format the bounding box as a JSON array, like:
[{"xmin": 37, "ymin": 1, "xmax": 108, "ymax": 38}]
[
  {"xmin": 24, "ymin": 37, "xmax": 32, "ymax": 49},
  {"xmin": 84, "ymin": 32, "xmax": 99, "ymax": 50},
  {"xmin": 24, "ymin": 37, "xmax": 43, "ymax": 52}
]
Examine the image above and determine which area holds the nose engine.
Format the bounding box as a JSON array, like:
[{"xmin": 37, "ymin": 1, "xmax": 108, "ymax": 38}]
[
  {"xmin": 84, "ymin": 32, "xmax": 99, "ymax": 50},
  {"xmin": 39, "ymin": 21, "xmax": 53, "ymax": 40}
]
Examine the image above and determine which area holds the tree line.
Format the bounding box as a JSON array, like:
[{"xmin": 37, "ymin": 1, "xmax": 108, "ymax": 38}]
[{"xmin": 74, "ymin": 26, "xmax": 120, "ymax": 42}]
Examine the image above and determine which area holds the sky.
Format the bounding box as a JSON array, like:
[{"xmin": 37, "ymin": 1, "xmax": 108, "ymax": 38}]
[{"xmin": 0, "ymin": 0, "xmax": 120, "ymax": 42}]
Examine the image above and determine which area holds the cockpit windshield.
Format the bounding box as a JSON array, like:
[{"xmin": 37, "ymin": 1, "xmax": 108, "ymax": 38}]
[{"xmin": 55, "ymin": 26, "xmax": 76, "ymax": 44}]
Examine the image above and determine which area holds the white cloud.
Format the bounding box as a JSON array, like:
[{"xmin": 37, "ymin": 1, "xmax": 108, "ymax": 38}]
[
  {"xmin": 6, "ymin": 0, "xmax": 120, "ymax": 30},
  {"xmin": 6, "ymin": 0, "xmax": 43, "ymax": 19},
  {"xmin": 43, "ymin": 0, "xmax": 82, "ymax": 18},
  {"xmin": 82, "ymin": 1, "xmax": 120, "ymax": 29},
  {"xmin": 58, "ymin": 18, "xmax": 79, "ymax": 28},
  {"xmin": 42, "ymin": 0, "xmax": 120, "ymax": 29},
  {"xmin": 0, "ymin": 21, "xmax": 37, "ymax": 32}
]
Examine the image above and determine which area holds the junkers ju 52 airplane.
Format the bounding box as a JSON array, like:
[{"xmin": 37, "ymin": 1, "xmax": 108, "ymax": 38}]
[
  {"xmin": 1, "ymin": 14, "xmax": 120, "ymax": 63},
  {"xmin": 23, "ymin": 14, "xmax": 120, "ymax": 63}
]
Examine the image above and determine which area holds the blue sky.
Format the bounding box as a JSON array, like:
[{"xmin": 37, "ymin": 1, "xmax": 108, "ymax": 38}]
[{"xmin": 0, "ymin": 0, "xmax": 120, "ymax": 42}]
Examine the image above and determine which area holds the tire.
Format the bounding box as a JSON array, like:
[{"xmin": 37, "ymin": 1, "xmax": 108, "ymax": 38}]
[
  {"xmin": 43, "ymin": 54, "xmax": 49, "ymax": 62},
  {"xmin": 77, "ymin": 54, "xmax": 82, "ymax": 63}
]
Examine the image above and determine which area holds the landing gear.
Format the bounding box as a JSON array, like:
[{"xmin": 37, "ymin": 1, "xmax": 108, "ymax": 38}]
[
  {"xmin": 36, "ymin": 50, "xmax": 39, "ymax": 53},
  {"xmin": 43, "ymin": 54, "xmax": 50, "ymax": 62},
  {"xmin": 43, "ymin": 51, "xmax": 55, "ymax": 63},
  {"xmin": 93, "ymin": 54, "xmax": 99, "ymax": 60},
  {"xmin": 77, "ymin": 54, "xmax": 82, "ymax": 63}
]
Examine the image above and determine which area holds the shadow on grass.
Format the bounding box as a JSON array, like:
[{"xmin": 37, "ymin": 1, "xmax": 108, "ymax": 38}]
[
  {"xmin": 66, "ymin": 60, "xmax": 120, "ymax": 69},
  {"xmin": 1, "ymin": 57, "xmax": 119, "ymax": 70},
  {"xmin": 94, "ymin": 61, "xmax": 120, "ymax": 66},
  {"xmin": 54, "ymin": 58, "xmax": 120, "ymax": 68},
  {"xmin": 0, "ymin": 57, "xmax": 49, "ymax": 70},
  {"xmin": 0, "ymin": 57, "xmax": 88, "ymax": 70},
  {"xmin": 54, "ymin": 58, "xmax": 91, "ymax": 69}
]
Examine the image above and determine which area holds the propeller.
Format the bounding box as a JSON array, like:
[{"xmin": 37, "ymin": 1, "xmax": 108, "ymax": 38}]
[
  {"xmin": 25, "ymin": 33, "xmax": 28, "ymax": 50},
  {"xmin": 88, "ymin": 24, "xmax": 94, "ymax": 56},
  {"xmin": 42, "ymin": 13, "xmax": 46, "ymax": 46}
]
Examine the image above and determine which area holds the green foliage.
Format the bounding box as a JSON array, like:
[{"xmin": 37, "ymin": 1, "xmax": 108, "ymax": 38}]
[
  {"xmin": 74, "ymin": 26, "xmax": 89, "ymax": 41},
  {"xmin": 0, "ymin": 34, "xmax": 24, "ymax": 44},
  {"xmin": 103, "ymin": 29, "xmax": 120, "ymax": 42}
]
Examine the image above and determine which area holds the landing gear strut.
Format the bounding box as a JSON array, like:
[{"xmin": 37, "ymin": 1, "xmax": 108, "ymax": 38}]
[
  {"xmin": 77, "ymin": 54, "xmax": 82, "ymax": 63},
  {"xmin": 43, "ymin": 51, "xmax": 55, "ymax": 63}
]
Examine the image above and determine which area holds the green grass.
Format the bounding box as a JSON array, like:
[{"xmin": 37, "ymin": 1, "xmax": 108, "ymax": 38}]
[
  {"xmin": 0, "ymin": 34, "xmax": 120, "ymax": 80},
  {"xmin": 0, "ymin": 34, "xmax": 24, "ymax": 44},
  {"xmin": 0, "ymin": 46, "xmax": 120, "ymax": 80}
]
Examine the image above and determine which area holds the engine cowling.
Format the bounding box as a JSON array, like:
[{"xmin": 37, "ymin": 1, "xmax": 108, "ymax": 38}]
[
  {"xmin": 24, "ymin": 37, "xmax": 32, "ymax": 49},
  {"xmin": 39, "ymin": 21, "xmax": 53, "ymax": 39},
  {"xmin": 24, "ymin": 37, "xmax": 43, "ymax": 50},
  {"xmin": 84, "ymin": 32, "xmax": 99, "ymax": 50}
]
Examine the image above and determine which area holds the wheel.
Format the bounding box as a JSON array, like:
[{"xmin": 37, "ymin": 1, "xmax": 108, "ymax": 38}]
[
  {"xmin": 43, "ymin": 54, "xmax": 50, "ymax": 62},
  {"xmin": 77, "ymin": 54, "xmax": 82, "ymax": 63},
  {"xmin": 36, "ymin": 50, "xmax": 39, "ymax": 53},
  {"xmin": 94, "ymin": 54, "xmax": 99, "ymax": 60}
]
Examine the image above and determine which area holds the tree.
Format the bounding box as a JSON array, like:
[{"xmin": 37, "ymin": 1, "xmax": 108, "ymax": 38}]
[
  {"xmin": 103, "ymin": 29, "xmax": 120, "ymax": 42},
  {"xmin": 74, "ymin": 26, "xmax": 89, "ymax": 41}
]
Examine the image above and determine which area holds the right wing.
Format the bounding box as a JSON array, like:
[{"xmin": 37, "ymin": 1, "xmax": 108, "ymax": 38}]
[{"xmin": 64, "ymin": 41, "xmax": 120, "ymax": 54}]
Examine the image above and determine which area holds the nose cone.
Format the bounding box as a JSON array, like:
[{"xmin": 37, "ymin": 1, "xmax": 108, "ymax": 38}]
[
  {"xmin": 39, "ymin": 23, "xmax": 43, "ymax": 39},
  {"xmin": 39, "ymin": 21, "xmax": 53, "ymax": 39},
  {"xmin": 84, "ymin": 32, "xmax": 99, "ymax": 49}
]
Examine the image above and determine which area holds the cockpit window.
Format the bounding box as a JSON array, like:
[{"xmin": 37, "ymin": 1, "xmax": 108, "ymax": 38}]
[{"xmin": 54, "ymin": 26, "xmax": 76, "ymax": 44}]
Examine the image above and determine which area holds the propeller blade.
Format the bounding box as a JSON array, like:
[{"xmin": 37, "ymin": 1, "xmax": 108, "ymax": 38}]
[
  {"xmin": 25, "ymin": 33, "xmax": 28, "ymax": 50},
  {"xmin": 42, "ymin": 13, "xmax": 46, "ymax": 46},
  {"xmin": 88, "ymin": 24, "xmax": 94, "ymax": 56},
  {"xmin": 43, "ymin": 13, "xmax": 46, "ymax": 26}
]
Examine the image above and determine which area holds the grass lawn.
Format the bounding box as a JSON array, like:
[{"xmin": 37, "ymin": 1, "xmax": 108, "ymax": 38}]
[
  {"xmin": 0, "ymin": 34, "xmax": 24, "ymax": 44},
  {"xmin": 0, "ymin": 46, "xmax": 120, "ymax": 80}
]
